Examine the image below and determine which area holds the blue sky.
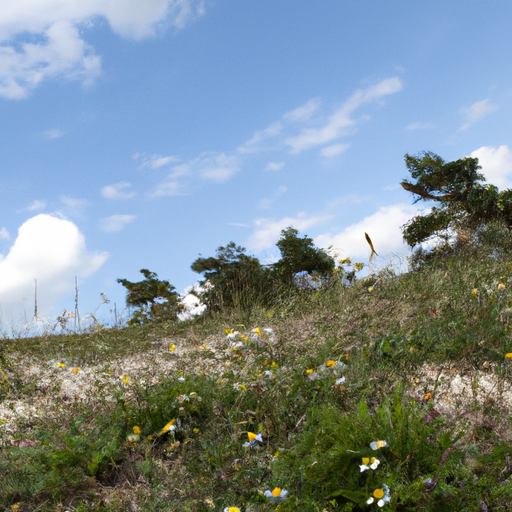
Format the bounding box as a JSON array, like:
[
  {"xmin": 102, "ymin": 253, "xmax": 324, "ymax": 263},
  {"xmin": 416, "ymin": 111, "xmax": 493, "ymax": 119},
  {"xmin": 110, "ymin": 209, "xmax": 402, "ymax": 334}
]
[{"xmin": 1, "ymin": 0, "xmax": 512, "ymax": 328}]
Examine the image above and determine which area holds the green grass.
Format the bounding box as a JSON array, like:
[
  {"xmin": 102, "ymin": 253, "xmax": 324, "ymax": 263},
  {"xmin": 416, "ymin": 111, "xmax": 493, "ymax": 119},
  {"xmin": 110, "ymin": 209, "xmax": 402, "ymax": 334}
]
[{"xmin": 2, "ymin": 249, "xmax": 512, "ymax": 511}]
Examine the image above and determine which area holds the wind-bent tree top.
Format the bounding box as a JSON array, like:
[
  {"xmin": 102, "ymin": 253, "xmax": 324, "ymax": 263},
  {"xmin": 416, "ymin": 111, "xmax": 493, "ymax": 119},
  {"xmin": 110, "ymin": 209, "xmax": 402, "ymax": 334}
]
[{"xmin": 401, "ymin": 151, "xmax": 512, "ymax": 248}]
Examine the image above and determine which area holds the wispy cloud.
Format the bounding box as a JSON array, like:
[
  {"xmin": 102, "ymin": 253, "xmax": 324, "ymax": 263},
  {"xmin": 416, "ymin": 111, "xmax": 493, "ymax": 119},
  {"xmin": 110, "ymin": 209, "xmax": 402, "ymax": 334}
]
[
  {"xmin": 60, "ymin": 196, "xmax": 89, "ymax": 218},
  {"xmin": 0, "ymin": 0, "xmax": 206, "ymax": 99},
  {"xmin": 238, "ymin": 122, "xmax": 283, "ymax": 154},
  {"xmin": 283, "ymin": 98, "xmax": 321, "ymax": 122},
  {"xmin": 101, "ymin": 182, "xmax": 136, "ymax": 200},
  {"xmin": 259, "ymin": 185, "xmax": 287, "ymax": 209},
  {"xmin": 265, "ymin": 161, "xmax": 285, "ymax": 171},
  {"xmin": 43, "ymin": 128, "xmax": 66, "ymax": 139},
  {"xmin": 459, "ymin": 98, "xmax": 498, "ymax": 132},
  {"xmin": 134, "ymin": 153, "xmax": 179, "ymax": 170},
  {"xmin": 25, "ymin": 199, "xmax": 47, "ymax": 211},
  {"xmin": 99, "ymin": 214, "xmax": 136, "ymax": 233},
  {"xmin": 285, "ymin": 77, "xmax": 403, "ymax": 153},
  {"xmin": 0, "ymin": 227, "xmax": 9, "ymax": 240},
  {"xmin": 321, "ymin": 143, "xmax": 350, "ymax": 158},
  {"xmin": 406, "ymin": 122, "xmax": 436, "ymax": 130}
]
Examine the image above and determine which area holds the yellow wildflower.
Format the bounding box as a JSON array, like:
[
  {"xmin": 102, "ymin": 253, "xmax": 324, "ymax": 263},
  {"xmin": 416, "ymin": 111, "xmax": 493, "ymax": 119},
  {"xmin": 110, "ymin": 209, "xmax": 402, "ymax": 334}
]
[
  {"xmin": 306, "ymin": 369, "xmax": 314, "ymax": 374},
  {"xmin": 471, "ymin": 288, "xmax": 478, "ymax": 296},
  {"xmin": 133, "ymin": 426, "xmax": 141, "ymax": 435},
  {"xmin": 169, "ymin": 344, "xmax": 176, "ymax": 352},
  {"xmin": 424, "ymin": 392, "xmax": 432, "ymax": 401},
  {"xmin": 57, "ymin": 362, "xmax": 66, "ymax": 368},
  {"xmin": 373, "ymin": 488, "xmax": 385, "ymax": 499},
  {"xmin": 499, "ymin": 283, "xmax": 506, "ymax": 292},
  {"xmin": 121, "ymin": 375, "xmax": 130, "ymax": 385},
  {"xmin": 71, "ymin": 367, "xmax": 81, "ymax": 374},
  {"xmin": 505, "ymin": 353, "xmax": 512, "ymax": 359},
  {"xmin": 160, "ymin": 419, "xmax": 176, "ymax": 434},
  {"xmin": 270, "ymin": 361, "xmax": 278, "ymax": 369},
  {"xmin": 326, "ymin": 360, "xmax": 336, "ymax": 368},
  {"xmin": 254, "ymin": 327, "xmax": 261, "ymax": 336}
]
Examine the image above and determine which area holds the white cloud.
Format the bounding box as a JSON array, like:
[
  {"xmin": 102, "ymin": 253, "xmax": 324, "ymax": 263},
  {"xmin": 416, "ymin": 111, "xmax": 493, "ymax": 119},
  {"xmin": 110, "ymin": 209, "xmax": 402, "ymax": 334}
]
[
  {"xmin": 0, "ymin": 214, "xmax": 107, "ymax": 319},
  {"xmin": 238, "ymin": 121, "xmax": 283, "ymax": 154},
  {"xmin": 0, "ymin": 228, "xmax": 9, "ymax": 240},
  {"xmin": 99, "ymin": 214, "xmax": 136, "ymax": 232},
  {"xmin": 321, "ymin": 143, "xmax": 350, "ymax": 158},
  {"xmin": 259, "ymin": 185, "xmax": 287, "ymax": 209},
  {"xmin": 43, "ymin": 128, "xmax": 66, "ymax": 139},
  {"xmin": 101, "ymin": 182, "xmax": 136, "ymax": 199},
  {"xmin": 314, "ymin": 203, "xmax": 419, "ymax": 260},
  {"xmin": 406, "ymin": 122, "xmax": 436, "ymax": 130},
  {"xmin": 60, "ymin": 196, "xmax": 89, "ymax": 217},
  {"xmin": 285, "ymin": 77, "xmax": 403, "ymax": 153},
  {"xmin": 284, "ymin": 98, "xmax": 321, "ymax": 122},
  {"xmin": 247, "ymin": 212, "xmax": 332, "ymax": 252},
  {"xmin": 265, "ymin": 161, "xmax": 285, "ymax": 172},
  {"xmin": 470, "ymin": 145, "xmax": 512, "ymax": 190},
  {"xmin": 0, "ymin": 0, "xmax": 205, "ymax": 99},
  {"xmin": 459, "ymin": 99, "xmax": 498, "ymax": 132},
  {"xmin": 25, "ymin": 199, "xmax": 47, "ymax": 211},
  {"xmin": 150, "ymin": 180, "xmax": 188, "ymax": 197},
  {"xmin": 0, "ymin": 21, "xmax": 101, "ymax": 99},
  {"xmin": 136, "ymin": 153, "xmax": 179, "ymax": 170},
  {"xmin": 199, "ymin": 152, "xmax": 241, "ymax": 182}
]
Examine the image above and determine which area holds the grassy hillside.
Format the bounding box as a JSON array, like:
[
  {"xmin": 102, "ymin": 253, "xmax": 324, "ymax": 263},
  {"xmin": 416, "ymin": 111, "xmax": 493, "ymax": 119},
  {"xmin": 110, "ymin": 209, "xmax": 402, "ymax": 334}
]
[{"xmin": 2, "ymin": 250, "xmax": 512, "ymax": 511}]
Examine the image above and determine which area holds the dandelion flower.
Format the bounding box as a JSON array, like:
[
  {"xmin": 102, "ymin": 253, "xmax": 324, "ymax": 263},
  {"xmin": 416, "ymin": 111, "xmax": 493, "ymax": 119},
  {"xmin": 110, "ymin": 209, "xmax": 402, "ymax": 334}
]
[
  {"xmin": 133, "ymin": 426, "xmax": 141, "ymax": 435},
  {"xmin": 326, "ymin": 360, "xmax": 336, "ymax": 368},
  {"xmin": 71, "ymin": 367, "xmax": 81, "ymax": 374},
  {"xmin": 243, "ymin": 431, "xmax": 263, "ymax": 447},
  {"xmin": 264, "ymin": 487, "xmax": 289, "ymax": 502},
  {"xmin": 121, "ymin": 375, "xmax": 130, "ymax": 385},
  {"xmin": 306, "ymin": 369, "xmax": 314, "ymax": 374},
  {"xmin": 370, "ymin": 440, "xmax": 387, "ymax": 450},
  {"xmin": 253, "ymin": 327, "xmax": 261, "ymax": 336},
  {"xmin": 169, "ymin": 344, "xmax": 176, "ymax": 352},
  {"xmin": 224, "ymin": 508, "xmax": 240, "ymax": 512},
  {"xmin": 505, "ymin": 353, "xmax": 512, "ymax": 359},
  {"xmin": 57, "ymin": 362, "xmax": 66, "ymax": 368},
  {"xmin": 424, "ymin": 392, "xmax": 432, "ymax": 401},
  {"xmin": 471, "ymin": 288, "xmax": 478, "ymax": 296}
]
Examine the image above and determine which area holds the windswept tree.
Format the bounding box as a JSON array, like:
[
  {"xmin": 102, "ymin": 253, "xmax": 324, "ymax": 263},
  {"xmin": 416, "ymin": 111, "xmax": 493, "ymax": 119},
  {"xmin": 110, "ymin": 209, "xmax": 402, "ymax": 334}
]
[
  {"xmin": 191, "ymin": 242, "xmax": 273, "ymax": 311},
  {"xmin": 401, "ymin": 151, "xmax": 512, "ymax": 259},
  {"xmin": 273, "ymin": 227, "xmax": 335, "ymax": 285},
  {"xmin": 117, "ymin": 269, "xmax": 179, "ymax": 325}
]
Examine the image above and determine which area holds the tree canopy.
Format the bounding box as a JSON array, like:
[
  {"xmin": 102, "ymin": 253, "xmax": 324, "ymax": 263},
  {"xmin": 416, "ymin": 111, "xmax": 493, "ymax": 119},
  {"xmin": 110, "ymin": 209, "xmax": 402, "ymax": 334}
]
[
  {"xmin": 117, "ymin": 269, "xmax": 179, "ymax": 325},
  {"xmin": 401, "ymin": 151, "xmax": 512, "ymax": 251}
]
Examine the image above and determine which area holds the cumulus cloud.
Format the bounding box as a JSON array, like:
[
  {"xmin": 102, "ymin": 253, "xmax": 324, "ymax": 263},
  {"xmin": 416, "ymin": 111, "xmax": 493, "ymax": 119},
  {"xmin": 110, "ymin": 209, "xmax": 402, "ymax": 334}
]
[
  {"xmin": 314, "ymin": 203, "xmax": 420, "ymax": 260},
  {"xmin": 459, "ymin": 99, "xmax": 498, "ymax": 132},
  {"xmin": 99, "ymin": 214, "xmax": 136, "ymax": 233},
  {"xmin": 0, "ymin": 0, "xmax": 205, "ymax": 99},
  {"xmin": 0, "ymin": 214, "xmax": 107, "ymax": 319},
  {"xmin": 285, "ymin": 77, "xmax": 403, "ymax": 153},
  {"xmin": 101, "ymin": 182, "xmax": 136, "ymax": 199},
  {"xmin": 470, "ymin": 145, "xmax": 512, "ymax": 190},
  {"xmin": 247, "ymin": 212, "xmax": 332, "ymax": 252}
]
